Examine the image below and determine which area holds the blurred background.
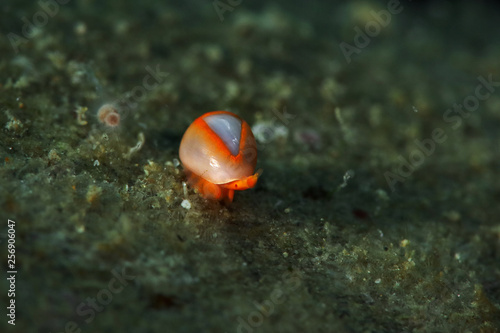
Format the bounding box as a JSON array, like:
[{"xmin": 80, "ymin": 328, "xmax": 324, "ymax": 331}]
[{"xmin": 1, "ymin": 1, "xmax": 500, "ymax": 332}]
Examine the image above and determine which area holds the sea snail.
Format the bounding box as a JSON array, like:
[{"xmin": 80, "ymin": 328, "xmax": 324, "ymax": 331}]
[{"xmin": 179, "ymin": 111, "xmax": 260, "ymax": 203}]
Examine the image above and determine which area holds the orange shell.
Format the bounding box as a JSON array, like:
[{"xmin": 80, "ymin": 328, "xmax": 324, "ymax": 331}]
[{"xmin": 179, "ymin": 111, "xmax": 259, "ymax": 203}]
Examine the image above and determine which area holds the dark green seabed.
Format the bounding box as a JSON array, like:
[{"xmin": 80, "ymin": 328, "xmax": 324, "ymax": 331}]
[{"xmin": 1, "ymin": 0, "xmax": 499, "ymax": 332}]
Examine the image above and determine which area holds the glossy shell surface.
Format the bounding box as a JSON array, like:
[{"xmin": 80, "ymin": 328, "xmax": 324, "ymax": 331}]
[{"xmin": 179, "ymin": 111, "xmax": 258, "ymax": 187}]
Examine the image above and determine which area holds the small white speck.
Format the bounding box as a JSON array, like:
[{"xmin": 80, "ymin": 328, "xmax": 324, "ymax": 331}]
[
  {"xmin": 172, "ymin": 158, "xmax": 180, "ymax": 168},
  {"xmin": 181, "ymin": 199, "xmax": 191, "ymax": 210},
  {"xmin": 93, "ymin": 160, "xmax": 100, "ymax": 166},
  {"xmin": 339, "ymin": 169, "xmax": 355, "ymax": 188},
  {"xmin": 375, "ymin": 278, "xmax": 381, "ymax": 284}
]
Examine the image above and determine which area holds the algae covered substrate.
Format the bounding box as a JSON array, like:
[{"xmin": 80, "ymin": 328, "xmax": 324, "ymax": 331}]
[{"xmin": 1, "ymin": 0, "xmax": 500, "ymax": 332}]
